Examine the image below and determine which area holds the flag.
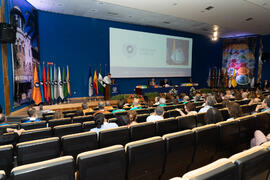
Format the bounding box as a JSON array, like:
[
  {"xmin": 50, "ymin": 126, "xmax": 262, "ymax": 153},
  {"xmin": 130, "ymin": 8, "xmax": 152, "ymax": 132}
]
[
  {"xmin": 54, "ymin": 65, "xmax": 58, "ymax": 100},
  {"xmin": 47, "ymin": 64, "xmax": 51, "ymax": 101},
  {"xmin": 38, "ymin": 63, "xmax": 44, "ymax": 102},
  {"xmin": 93, "ymin": 65, "xmax": 98, "ymax": 96},
  {"xmin": 215, "ymin": 67, "xmax": 218, "ymax": 87},
  {"xmin": 43, "ymin": 63, "xmax": 48, "ymax": 102},
  {"xmin": 225, "ymin": 69, "xmax": 229, "ymax": 88},
  {"xmin": 98, "ymin": 64, "xmax": 104, "ymax": 95},
  {"xmin": 217, "ymin": 69, "xmax": 221, "ymax": 87},
  {"xmin": 32, "ymin": 64, "xmax": 42, "ymax": 105},
  {"xmin": 89, "ymin": 66, "xmax": 93, "ymax": 97},
  {"xmin": 62, "ymin": 67, "xmax": 68, "ymax": 98},
  {"xmin": 50, "ymin": 65, "xmax": 54, "ymax": 101},
  {"xmin": 207, "ymin": 68, "xmax": 211, "ymax": 87},
  {"xmin": 58, "ymin": 67, "xmax": 64, "ymax": 100},
  {"xmin": 228, "ymin": 72, "xmax": 232, "ymax": 88},
  {"xmin": 231, "ymin": 69, "xmax": 237, "ymax": 88},
  {"xmin": 66, "ymin": 65, "xmax": 71, "ymax": 95}
]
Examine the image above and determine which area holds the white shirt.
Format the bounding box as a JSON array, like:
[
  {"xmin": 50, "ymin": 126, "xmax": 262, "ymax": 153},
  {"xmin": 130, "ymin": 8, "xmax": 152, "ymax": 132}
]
[
  {"xmin": 146, "ymin": 115, "xmax": 164, "ymax": 122},
  {"xmin": 103, "ymin": 76, "xmax": 111, "ymax": 85},
  {"xmin": 199, "ymin": 105, "xmax": 213, "ymax": 113},
  {"xmin": 90, "ymin": 122, "xmax": 118, "ymax": 133}
]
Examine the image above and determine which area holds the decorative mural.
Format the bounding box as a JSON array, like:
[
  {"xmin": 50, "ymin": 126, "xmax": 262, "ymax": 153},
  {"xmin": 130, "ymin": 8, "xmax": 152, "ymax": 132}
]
[
  {"xmin": 222, "ymin": 37, "xmax": 257, "ymax": 87},
  {"xmin": 9, "ymin": 1, "xmax": 40, "ymax": 106}
]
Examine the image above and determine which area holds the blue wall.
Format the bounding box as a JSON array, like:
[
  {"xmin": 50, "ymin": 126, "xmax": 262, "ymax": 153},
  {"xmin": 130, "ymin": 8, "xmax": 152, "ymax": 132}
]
[
  {"xmin": 38, "ymin": 11, "xmax": 223, "ymax": 97},
  {"xmin": 262, "ymin": 35, "xmax": 270, "ymax": 81}
]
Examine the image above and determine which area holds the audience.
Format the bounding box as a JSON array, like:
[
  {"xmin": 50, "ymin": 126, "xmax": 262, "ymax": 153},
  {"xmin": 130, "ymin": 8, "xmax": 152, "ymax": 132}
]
[
  {"xmin": 90, "ymin": 113, "xmax": 118, "ymax": 133},
  {"xmin": 0, "ymin": 106, "xmax": 7, "ymax": 126},
  {"xmin": 104, "ymin": 101, "xmax": 114, "ymax": 111},
  {"xmin": 205, "ymin": 108, "xmax": 223, "ymax": 124},
  {"xmin": 127, "ymin": 110, "xmax": 138, "ymax": 126},
  {"xmin": 153, "ymin": 96, "xmax": 160, "ymax": 106},
  {"xmin": 226, "ymin": 102, "xmax": 242, "ymax": 120},
  {"xmin": 81, "ymin": 102, "xmax": 93, "ymax": 115},
  {"xmin": 112, "ymin": 100, "xmax": 126, "ymax": 113},
  {"xmin": 146, "ymin": 106, "xmax": 164, "ymax": 122},
  {"xmin": 199, "ymin": 95, "xmax": 216, "ymax": 113},
  {"xmin": 182, "ymin": 96, "xmax": 190, "ymax": 104},
  {"xmin": 93, "ymin": 101, "xmax": 110, "ymax": 116},
  {"xmin": 250, "ymin": 130, "xmax": 270, "ymax": 148},
  {"xmin": 159, "ymin": 98, "xmax": 166, "ymax": 107},
  {"xmin": 23, "ymin": 108, "xmax": 42, "ymax": 123},
  {"xmin": 176, "ymin": 102, "xmax": 197, "ymax": 116},
  {"xmin": 255, "ymin": 97, "xmax": 270, "ymax": 112},
  {"xmin": 130, "ymin": 98, "xmax": 142, "ymax": 110}
]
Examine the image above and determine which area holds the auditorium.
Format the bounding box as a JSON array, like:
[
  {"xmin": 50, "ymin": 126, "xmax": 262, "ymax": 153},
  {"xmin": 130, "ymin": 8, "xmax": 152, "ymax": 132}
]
[{"xmin": 0, "ymin": 0, "xmax": 270, "ymax": 179}]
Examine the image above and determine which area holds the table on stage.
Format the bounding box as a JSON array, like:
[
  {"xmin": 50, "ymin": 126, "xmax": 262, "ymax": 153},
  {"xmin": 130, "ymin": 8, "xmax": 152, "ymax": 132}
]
[{"xmin": 135, "ymin": 85, "xmax": 196, "ymax": 95}]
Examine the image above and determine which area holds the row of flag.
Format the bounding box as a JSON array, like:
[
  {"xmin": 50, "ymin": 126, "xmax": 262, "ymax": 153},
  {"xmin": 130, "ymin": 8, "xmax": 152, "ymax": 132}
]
[
  {"xmin": 32, "ymin": 62, "xmax": 71, "ymax": 105},
  {"xmin": 207, "ymin": 67, "xmax": 237, "ymax": 88},
  {"xmin": 88, "ymin": 64, "xmax": 105, "ymax": 97}
]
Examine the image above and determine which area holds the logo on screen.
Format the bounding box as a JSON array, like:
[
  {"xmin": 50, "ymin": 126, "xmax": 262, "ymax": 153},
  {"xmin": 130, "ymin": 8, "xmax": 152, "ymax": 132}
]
[{"xmin": 123, "ymin": 43, "xmax": 136, "ymax": 58}]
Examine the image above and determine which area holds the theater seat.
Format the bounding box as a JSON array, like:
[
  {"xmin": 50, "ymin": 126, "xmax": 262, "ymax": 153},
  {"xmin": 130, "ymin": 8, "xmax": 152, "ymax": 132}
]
[
  {"xmin": 135, "ymin": 109, "xmax": 149, "ymax": 114},
  {"xmin": 125, "ymin": 136, "xmax": 165, "ymax": 180},
  {"xmin": 195, "ymin": 112, "xmax": 206, "ymax": 127},
  {"xmin": 0, "ymin": 171, "xmax": 5, "ymax": 180},
  {"xmin": 129, "ymin": 122, "xmax": 156, "ymax": 141},
  {"xmin": 61, "ymin": 131, "xmax": 98, "ymax": 158},
  {"xmin": 104, "ymin": 113, "xmax": 115, "ymax": 120},
  {"xmin": 182, "ymin": 158, "xmax": 237, "ymax": 180},
  {"xmin": 82, "ymin": 121, "xmax": 96, "ymax": 131},
  {"xmin": 236, "ymin": 115, "xmax": 256, "ymax": 151},
  {"xmin": 10, "ymin": 156, "xmax": 75, "ymax": 180},
  {"xmin": 178, "ymin": 115, "xmax": 196, "ymax": 130},
  {"xmin": 155, "ymin": 118, "xmax": 179, "ymax": 136},
  {"xmin": 219, "ymin": 108, "xmax": 230, "ymax": 120},
  {"xmin": 76, "ymin": 145, "xmax": 126, "ymax": 180},
  {"xmin": 136, "ymin": 114, "xmax": 149, "ymax": 123},
  {"xmin": 189, "ymin": 124, "xmax": 219, "ymax": 171},
  {"xmin": 20, "ymin": 121, "xmax": 47, "ymax": 130},
  {"xmin": 19, "ymin": 127, "xmax": 52, "ymax": 143},
  {"xmin": 168, "ymin": 110, "xmax": 180, "ymax": 118},
  {"xmin": 161, "ymin": 130, "xmax": 195, "ymax": 179},
  {"xmin": 216, "ymin": 120, "xmax": 239, "ymax": 158},
  {"xmin": 230, "ymin": 146, "xmax": 270, "ymax": 180},
  {"xmin": 0, "ymin": 144, "xmax": 13, "ymax": 175},
  {"xmin": 16, "ymin": 137, "xmax": 60, "ymax": 165},
  {"xmin": 255, "ymin": 112, "xmax": 270, "ymax": 135},
  {"xmin": 48, "ymin": 118, "xmax": 72, "ymax": 128},
  {"xmin": 73, "ymin": 115, "xmax": 93, "ymax": 124},
  {"xmin": 0, "ymin": 124, "xmax": 18, "ymax": 132},
  {"xmin": 99, "ymin": 126, "xmax": 130, "ymax": 148},
  {"xmin": 53, "ymin": 123, "xmax": 82, "ymax": 137}
]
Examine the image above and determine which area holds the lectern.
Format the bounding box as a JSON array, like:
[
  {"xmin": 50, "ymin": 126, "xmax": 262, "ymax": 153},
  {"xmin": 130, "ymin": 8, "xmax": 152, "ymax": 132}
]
[{"xmin": 104, "ymin": 84, "xmax": 110, "ymax": 100}]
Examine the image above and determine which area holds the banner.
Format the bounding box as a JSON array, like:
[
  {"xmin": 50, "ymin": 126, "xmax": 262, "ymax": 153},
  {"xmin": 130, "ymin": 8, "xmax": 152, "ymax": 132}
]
[{"xmin": 222, "ymin": 37, "xmax": 257, "ymax": 87}]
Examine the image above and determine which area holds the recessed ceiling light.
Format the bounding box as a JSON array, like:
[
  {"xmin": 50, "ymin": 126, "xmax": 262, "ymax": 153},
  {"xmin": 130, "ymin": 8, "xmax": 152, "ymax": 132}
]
[
  {"xmin": 245, "ymin": 17, "xmax": 253, "ymax": 21},
  {"xmin": 91, "ymin": 9, "xmax": 97, "ymax": 12},
  {"xmin": 213, "ymin": 31, "xmax": 218, "ymax": 37},
  {"xmin": 107, "ymin": 12, "xmax": 118, "ymax": 16},
  {"xmin": 213, "ymin": 25, "xmax": 219, "ymax": 31},
  {"xmin": 163, "ymin": 21, "xmax": 170, "ymax": 24},
  {"xmin": 129, "ymin": 15, "xmax": 132, "ymax": 18},
  {"xmin": 173, "ymin": 3, "xmax": 178, "ymax": 6},
  {"xmin": 205, "ymin": 6, "xmax": 214, "ymax": 10}
]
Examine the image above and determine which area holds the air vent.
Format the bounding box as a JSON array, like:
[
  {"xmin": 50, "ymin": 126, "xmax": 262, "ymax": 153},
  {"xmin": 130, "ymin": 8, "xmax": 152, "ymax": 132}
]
[
  {"xmin": 107, "ymin": 12, "xmax": 118, "ymax": 16},
  {"xmin": 205, "ymin": 6, "xmax": 214, "ymax": 10},
  {"xmin": 245, "ymin": 17, "xmax": 253, "ymax": 21},
  {"xmin": 163, "ymin": 21, "xmax": 170, "ymax": 24}
]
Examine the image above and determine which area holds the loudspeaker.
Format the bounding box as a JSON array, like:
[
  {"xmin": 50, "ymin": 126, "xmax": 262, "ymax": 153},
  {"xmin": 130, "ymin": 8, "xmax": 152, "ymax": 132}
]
[
  {"xmin": 262, "ymin": 52, "xmax": 270, "ymax": 62},
  {"xmin": 0, "ymin": 23, "xmax": 16, "ymax": 43}
]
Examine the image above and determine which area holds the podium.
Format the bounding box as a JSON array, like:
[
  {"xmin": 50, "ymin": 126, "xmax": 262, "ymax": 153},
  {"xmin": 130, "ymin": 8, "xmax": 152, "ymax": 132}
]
[{"xmin": 104, "ymin": 84, "xmax": 111, "ymax": 100}]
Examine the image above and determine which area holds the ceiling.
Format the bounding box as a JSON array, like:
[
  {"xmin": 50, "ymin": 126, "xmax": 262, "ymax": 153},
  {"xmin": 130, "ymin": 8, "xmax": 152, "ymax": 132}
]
[{"xmin": 26, "ymin": 0, "xmax": 270, "ymax": 38}]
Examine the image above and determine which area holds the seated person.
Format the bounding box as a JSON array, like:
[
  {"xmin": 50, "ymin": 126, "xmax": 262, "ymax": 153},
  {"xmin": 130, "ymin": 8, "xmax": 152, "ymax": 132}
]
[
  {"xmin": 250, "ymin": 130, "xmax": 270, "ymax": 148},
  {"xmin": 182, "ymin": 96, "xmax": 190, "ymax": 104},
  {"xmin": 204, "ymin": 108, "xmax": 223, "ymax": 124},
  {"xmin": 255, "ymin": 97, "xmax": 270, "ymax": 113},
  {"xmin": 81, "ymin": 102, "xmax": 93, "ymax": 116},
  {"xmin": 104, "ymin": 101, "xmax": 114, "ymax": 111},
  {"xmin": 160, "ymin": 78, "xmax": 170, "ymax": 87},
  {"xmin": 112, "ymin": 100, "xmax": 126, "ymax": 114},
  {"xmin": 153, "ymin": 96, "xmax": 160, "ymax": 106},
  {"xmin": 146, "ymin": 106, "xmax": 164, "ymax": 122},
  {"xmin": 0, "ymin": 106, "xmax": 7, "ymax": 126},
  {"xmin": 176, "ymin": 102, "xmax": 197, "ymax": 116},
  {"xmin": 199, "ymin": 95, "xmax": 216, "ymax": 113},
  {"xmin": 149, "ymin": 78, "xmax": 157, "ymax": 87},
  {"xmin": 159, "ymin": 98, "xmax": 167, "ymax": 107},
  {"xmin": 226, "ymin": 102, "xmax": 242, "ymax": 120},
  {"xmin": 248, "ymin": 91, "xmax": 261, "ymax": 105},
  {"xmin": 130, "ymin": 98, "xmax": 142, "ymax": 110},
  {"xmin": 93, "ymin": 101, "xmax": 110, "ymax": 116},
  {"xmin": 127, "ymin": 110, "xmax": 138, "ymax": 127},
  {"xmin": 0, "ymin": 116, "xmax": 24, "ymax": 145},
  {"xmin": 90, "ymin": 113, "xmax": 118, "ymax": 133},
  {"xmin": 23, "ymin": 108, "xmax": 42, "ymax": 123}
]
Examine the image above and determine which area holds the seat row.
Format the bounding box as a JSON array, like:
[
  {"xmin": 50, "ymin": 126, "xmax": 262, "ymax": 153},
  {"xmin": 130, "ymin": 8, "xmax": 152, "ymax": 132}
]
[
  {"xmin": 1, "ymin": 111, "xmax": 269, "ymax": 178},
  {"xmin": 173, "ymin": 141, "xmax": 270, "ymax": 180}
]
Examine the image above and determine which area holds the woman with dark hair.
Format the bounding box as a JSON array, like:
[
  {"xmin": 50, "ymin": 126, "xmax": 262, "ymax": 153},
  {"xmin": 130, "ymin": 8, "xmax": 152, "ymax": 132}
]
[
  {"xmin": 90, "ymin": 113, "xmax": 118, "ymax": 133},
  {"xmin": 227, "ymin": 102, "xmax": 242, "ymax": 120},
  {"xmin": 176, "ymin": 102, "xmax": 197, "ymax": 116},
  {"xmin": 205, "ymin": 108, "xmax": 223, "ymax": 124}
]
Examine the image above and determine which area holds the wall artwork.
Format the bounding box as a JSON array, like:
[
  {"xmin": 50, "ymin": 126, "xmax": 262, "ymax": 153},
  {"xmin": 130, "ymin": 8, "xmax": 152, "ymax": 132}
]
[{"xmin": 9, "ymin": 1, "xmax": 40, "ymax": 107}]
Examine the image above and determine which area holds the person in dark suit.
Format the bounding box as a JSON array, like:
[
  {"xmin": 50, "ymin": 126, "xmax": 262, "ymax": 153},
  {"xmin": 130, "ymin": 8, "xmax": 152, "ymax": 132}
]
[{"xmin": 160, "ymin": 78, "xmax": 169, "ymax": 87}]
